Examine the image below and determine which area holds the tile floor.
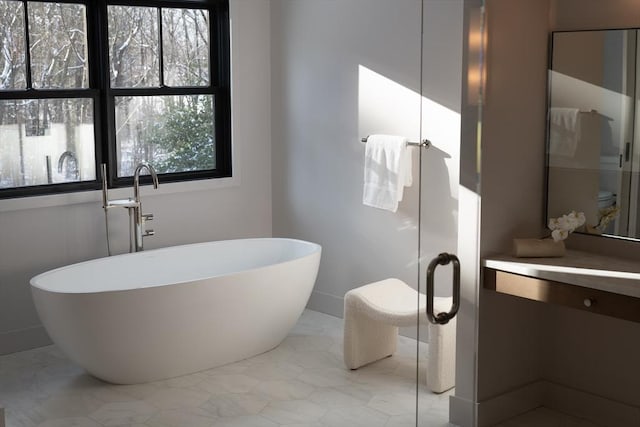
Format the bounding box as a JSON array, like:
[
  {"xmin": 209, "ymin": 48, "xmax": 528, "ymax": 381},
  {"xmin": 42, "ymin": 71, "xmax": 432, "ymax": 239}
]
[
  {"xmin": 0, "ymin": 310, "xmax": 603, "ymax": 427},
  {"xmin": 0, "ymin": 310, "xmax": 450, "ymax": 427}
]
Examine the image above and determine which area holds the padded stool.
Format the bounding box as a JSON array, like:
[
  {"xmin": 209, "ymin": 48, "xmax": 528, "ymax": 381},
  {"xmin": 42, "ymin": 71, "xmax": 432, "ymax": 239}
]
[{"xmin": 343, "ymin": 278, "xmax": 456, "ymax": 393}]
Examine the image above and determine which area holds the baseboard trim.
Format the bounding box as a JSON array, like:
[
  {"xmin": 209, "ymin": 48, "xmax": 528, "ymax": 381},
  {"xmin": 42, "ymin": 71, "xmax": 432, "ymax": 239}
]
[
  {"xmin": 0, "ymin": 325, "xmax": 51, "ymax": 355},
  {"xmin": 477, "ymin": 380, "xmax": 640, "ymax": 427},
  {"xmin": 306, "ymin": 291, "xmax": 344, "ymax": 318},
  {"xmin": 544, "ymin": 381, "xmax": 640, "ymax": 427},
  {"xmin": 449, "ymin": 395, "xmax": 477, "ymax": 427},
  {"xmin": 477, "ymin": 381, "xmax": 545, "ymax": 427}
]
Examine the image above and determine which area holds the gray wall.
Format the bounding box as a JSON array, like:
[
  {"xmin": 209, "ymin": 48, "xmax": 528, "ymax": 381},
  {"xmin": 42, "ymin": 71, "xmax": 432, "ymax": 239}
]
[
  {"xmin": 0, "ymin": 0, "xmax": 273, "ymax": 355},
  {"xmin": 552, "ymin": 0, "xmax": 640, "ymax": 30},
  {"xmin": 545, "ymin": 0, "xmax": 640, "ymax": 413},
  {"xmin": 478, "ymin": 0, "xmax": 551, "ymax": 403}
]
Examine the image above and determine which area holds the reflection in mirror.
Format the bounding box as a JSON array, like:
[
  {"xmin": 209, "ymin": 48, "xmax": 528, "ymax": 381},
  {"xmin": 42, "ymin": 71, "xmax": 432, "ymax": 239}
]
[{"xmin": 547, "ymin": 29, "xmax": 640, "ymax": 239}]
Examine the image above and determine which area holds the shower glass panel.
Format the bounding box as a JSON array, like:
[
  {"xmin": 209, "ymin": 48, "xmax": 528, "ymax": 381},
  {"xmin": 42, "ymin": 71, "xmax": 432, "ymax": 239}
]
[
  {"xmin": 352, "ymin": 1, "xmax": 424, "ymax": 425},
  {"xmin": 416, "ymin": 0, "xmax": 484, "ymax": 425}
]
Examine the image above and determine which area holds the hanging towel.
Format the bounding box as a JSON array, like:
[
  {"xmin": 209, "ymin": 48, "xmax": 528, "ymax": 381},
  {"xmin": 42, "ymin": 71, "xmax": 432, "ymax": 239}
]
[
  {"xmin": 362, "ymin": 134, "xmax": 413, "ymax": 212},
  {"xmin": 549, "ymin": 107, "xmax": 581, "ymax": 157}
]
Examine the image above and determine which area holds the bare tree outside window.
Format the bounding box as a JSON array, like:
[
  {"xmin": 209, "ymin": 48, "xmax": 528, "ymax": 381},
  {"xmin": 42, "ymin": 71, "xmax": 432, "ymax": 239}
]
[
  {"xmin": 0, "ymin": 0, "xmax": 228, "ymax": 196},
  {"xmin": 28, "ymin": 2, "xmax": 88, "ymax": 89},
  {"xmin": 108, "ymin": 5, "xmax": 159, "ymax": 88},
  {"xmin": 162, "ymin": 8, "xmax": 210, "ymax": 87},
  {"xmin": 0, "ymin": 1, "xmax": 26, "ymax": 90},
  {"xmin": 108, "ymin": 5, "xmax": 214, "ymax": 177},
  {"xmin": 0, "ymin": 1, "xmax": 94, "ymax": 189}
]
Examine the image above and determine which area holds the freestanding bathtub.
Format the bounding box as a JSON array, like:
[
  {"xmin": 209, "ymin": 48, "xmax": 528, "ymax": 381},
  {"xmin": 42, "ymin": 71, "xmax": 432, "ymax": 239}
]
[{"xmin": 30, "ymin": 238, "xmax": 321, "ymax": 384}]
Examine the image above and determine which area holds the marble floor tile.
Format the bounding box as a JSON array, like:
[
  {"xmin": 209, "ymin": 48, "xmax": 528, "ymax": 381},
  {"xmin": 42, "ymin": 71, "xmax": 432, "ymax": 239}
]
[
  {"xmin": 367, "ymin": 391, "xmax": 417, "ymax": 417},
  {"xmin": 213, "ymin": 415, "xmax": 278, "ymax": 427},
  {"xmin": 319, "ymin": 405, "xmax": 390, "ymax": 427},
  {"xmin": 88, "ymin": 401, "xmax": 157, "ymax": 426},
  {"xmin": 260, "ymin": 400, "xmax": 327, "ymax": 425},
  {"xmin": 1, "ymin": 309, "xmax": 457, "ymax": 427},
  {"xmin": 296, "ymin": 368, "xmax": 353, "ymax": 388},
  {"xmin": 242, "ymin": 361, "xmax": 304, "ymax": 382},
  {"xmin": 307, "ymin": 387, "xmax": 369, "ymax": 409},
  {"xmin": 0, "ymin": 315, "xmax": 603, "ymax": 427},
  {"xmin": 26, "ymin": 392, "xmax": 103, "ymax": 423},
  {"xmin": 199, "ymin": 393, "xmax": 269, "ymax": 418},
  {"xmin": 143, "ymin": 388, "xmax": 211, "ymax": 410},
  {"xmin": 196, "ymin": 374, "xmax": 260, "ymax": 395},
  {"xmin": 252, "ymin": 379, "xmax": 316, "ymax": 402},
  {"xmin": 144, "ymin": 408, "xmax": 217, "ymax": 427},
  {"xmin": 36, "ymin": 417, "xmax": 102, "ymax": 427}
]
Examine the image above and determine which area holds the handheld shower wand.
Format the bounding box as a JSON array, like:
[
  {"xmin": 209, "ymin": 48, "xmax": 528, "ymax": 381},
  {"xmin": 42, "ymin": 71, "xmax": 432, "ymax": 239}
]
[{"xmin": 101, "ymin": 164, "xmax": 113, "ymax": 256}]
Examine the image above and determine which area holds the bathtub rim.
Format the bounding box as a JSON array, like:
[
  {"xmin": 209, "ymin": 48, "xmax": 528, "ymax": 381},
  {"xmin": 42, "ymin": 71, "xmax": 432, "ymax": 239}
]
[{"xmin": 30, "ymin": 237, "xmax": 322, "ymax": 295}]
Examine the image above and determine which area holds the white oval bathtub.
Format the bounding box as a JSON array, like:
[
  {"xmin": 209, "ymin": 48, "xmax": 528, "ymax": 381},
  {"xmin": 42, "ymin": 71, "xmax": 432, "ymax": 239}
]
[{"xmin": 30, "ymin": 238, "xmax": 321, "ymax": 384}]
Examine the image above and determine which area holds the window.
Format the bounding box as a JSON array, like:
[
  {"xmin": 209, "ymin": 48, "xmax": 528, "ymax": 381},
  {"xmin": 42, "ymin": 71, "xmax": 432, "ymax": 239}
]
[{"xmin": 0, "ymin": 0, "xmax": 231, "ymax": 198}]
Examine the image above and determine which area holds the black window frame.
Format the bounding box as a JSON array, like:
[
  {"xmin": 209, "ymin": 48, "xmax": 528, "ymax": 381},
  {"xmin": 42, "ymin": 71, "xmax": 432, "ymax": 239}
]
[{"xmin": 0, "ymin": 0, "xmax": 231, "ymax": 199}]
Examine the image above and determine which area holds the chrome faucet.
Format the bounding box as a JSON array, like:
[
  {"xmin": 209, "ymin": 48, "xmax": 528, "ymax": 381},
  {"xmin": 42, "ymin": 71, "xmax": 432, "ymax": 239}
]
[
  {"xmin": 99, "ymin": 163, "xmax": 159, "ymax": 255},
  {"xmin": 132, "ymin": 162, "xmax": 159, "ymax": 252},
  {"xmin": 57, "ymin": 151, "xmax": 79, "ymax": 180}
]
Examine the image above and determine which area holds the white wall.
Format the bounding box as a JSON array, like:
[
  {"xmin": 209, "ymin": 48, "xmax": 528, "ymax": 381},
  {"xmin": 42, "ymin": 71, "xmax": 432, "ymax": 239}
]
[
  {"xmin": 270, "ymin": 0, "xmax": 424, "ymax": 317},
  {"xmin": 270, "ymin": 0, "xmax": 464, "ymax": 322},
  {"xmin": 270, "ymin": 1, "xmax": 472, "ymax": 423},
  {"xmin": 0, "ymin": 0, "xmax": 272, "ymax": 355}
]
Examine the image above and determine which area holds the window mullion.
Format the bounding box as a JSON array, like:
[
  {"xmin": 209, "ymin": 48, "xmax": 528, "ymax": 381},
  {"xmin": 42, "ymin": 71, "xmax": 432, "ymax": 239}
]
[
  {"xmin": 0, "ymin": 89, "xmax": 99, "ymax": 100},
  {"xmin": 22, "ymin": 1, "xmax": 33, "ymax": 89},
  {"xmin": 89, "ymin": 0, "xmax": 113, "ymax": 187},
  {"xmin": 157, "ymin": 7, "xmax": 165, "ymax": 87}
]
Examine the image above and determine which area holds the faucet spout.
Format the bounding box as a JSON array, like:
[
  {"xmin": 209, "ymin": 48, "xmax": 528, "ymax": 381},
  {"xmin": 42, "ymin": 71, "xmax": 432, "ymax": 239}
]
[
  {"xmin": 133, "ymin": 162, "xmax": 159, "ymax": 202},
  {"xmin": 132, "ymin": 162, "xmax": 159, "ymax": 252}
]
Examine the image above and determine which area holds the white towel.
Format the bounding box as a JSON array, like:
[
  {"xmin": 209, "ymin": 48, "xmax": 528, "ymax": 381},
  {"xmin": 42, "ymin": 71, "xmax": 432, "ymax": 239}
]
[
  {"xmin": 362, "ymin": 134, "xmax": 413, "ymax": 212},
  {"xmin": 549, "ymin": 107, "xmax": 581, "ymax": 157}
]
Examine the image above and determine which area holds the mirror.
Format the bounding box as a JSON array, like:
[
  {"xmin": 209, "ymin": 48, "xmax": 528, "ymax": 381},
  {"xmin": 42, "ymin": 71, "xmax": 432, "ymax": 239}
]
[{"xmin": 547, "ymin": 29, "xmax": 640, "ymax": 239}]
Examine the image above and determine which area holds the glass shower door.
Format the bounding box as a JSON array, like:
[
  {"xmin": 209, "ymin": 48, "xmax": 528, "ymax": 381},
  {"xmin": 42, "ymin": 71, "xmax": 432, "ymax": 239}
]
[{"xmin": 416, "ymin": 0, "xmax": 484, "ymax": 425}]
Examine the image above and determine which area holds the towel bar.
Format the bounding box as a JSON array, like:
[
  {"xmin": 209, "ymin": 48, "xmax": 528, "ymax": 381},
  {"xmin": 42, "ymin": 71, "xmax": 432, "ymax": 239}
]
[{"xmin": 361, "ymin": 136, "xmax": 431, "ymax": 148}]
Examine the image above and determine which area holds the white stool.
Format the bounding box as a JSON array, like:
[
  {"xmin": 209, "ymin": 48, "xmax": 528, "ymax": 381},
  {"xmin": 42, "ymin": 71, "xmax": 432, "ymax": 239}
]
[{"xmin": 343, "ymin": 278, "xmax": 456, "ymax": 393}]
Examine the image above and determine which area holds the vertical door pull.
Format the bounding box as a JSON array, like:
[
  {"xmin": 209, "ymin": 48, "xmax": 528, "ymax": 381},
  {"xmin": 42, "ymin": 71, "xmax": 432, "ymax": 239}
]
[{"xmin": 426, "ymin": 253, "xmax": 461, "ymax": 325}]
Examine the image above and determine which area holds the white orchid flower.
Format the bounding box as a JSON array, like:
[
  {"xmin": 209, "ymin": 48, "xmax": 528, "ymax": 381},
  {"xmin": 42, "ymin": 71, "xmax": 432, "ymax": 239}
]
[
  {"xmin": 548, "ymin": 211, "xmax": 585, "ymax": 241},
  {"xmin": 551, "ymin": 229, "xmax": 568, "ymax": 242}
]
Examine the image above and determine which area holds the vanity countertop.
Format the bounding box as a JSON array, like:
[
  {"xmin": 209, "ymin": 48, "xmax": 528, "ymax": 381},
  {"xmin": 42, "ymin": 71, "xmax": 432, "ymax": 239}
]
[{"xmin": 484, "ymin": 250, "xmax": 640, "ymax": 299}]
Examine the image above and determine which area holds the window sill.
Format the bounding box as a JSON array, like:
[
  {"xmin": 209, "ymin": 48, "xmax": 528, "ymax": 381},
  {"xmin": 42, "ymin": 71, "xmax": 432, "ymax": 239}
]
[{"xmin": 0, "ymin": 175, "xmax": 239, "ymax": 213}]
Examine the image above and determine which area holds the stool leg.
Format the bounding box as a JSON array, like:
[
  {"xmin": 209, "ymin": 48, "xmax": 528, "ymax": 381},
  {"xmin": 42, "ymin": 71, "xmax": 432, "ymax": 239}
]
[
  {"xmin": 426, "ymin": 318, "xmax": 456, "ymax": 393},
  {"xmin": 344, "ymin": 297, "xmax": 398, "ymax": 369}
]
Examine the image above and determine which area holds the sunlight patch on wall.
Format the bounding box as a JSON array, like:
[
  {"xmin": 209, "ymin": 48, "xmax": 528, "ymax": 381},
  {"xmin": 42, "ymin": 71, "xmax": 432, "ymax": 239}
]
[
  {"xmin": 358, "ymin": 64, "xmax": 461, "ymax": 199},
  {"xmin": 358, "ymin": 65, "xmax": 421, "ymax": 143},
  {"xmin": 421, "ymin": 94, "xmax": 461, "ymax": 199}
]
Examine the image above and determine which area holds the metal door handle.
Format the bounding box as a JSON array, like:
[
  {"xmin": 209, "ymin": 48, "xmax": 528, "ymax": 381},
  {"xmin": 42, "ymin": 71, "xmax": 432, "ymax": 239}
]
[{"xmin": 426, "ymin": 253, "xmax": 461, "ymax": 325}]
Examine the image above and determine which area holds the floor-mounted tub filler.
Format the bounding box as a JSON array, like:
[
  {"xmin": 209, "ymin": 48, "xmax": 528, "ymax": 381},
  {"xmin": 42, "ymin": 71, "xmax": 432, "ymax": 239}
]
[{"xmin": 30, "ymin": 238, "xmax": 321, "ymax": 384}]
